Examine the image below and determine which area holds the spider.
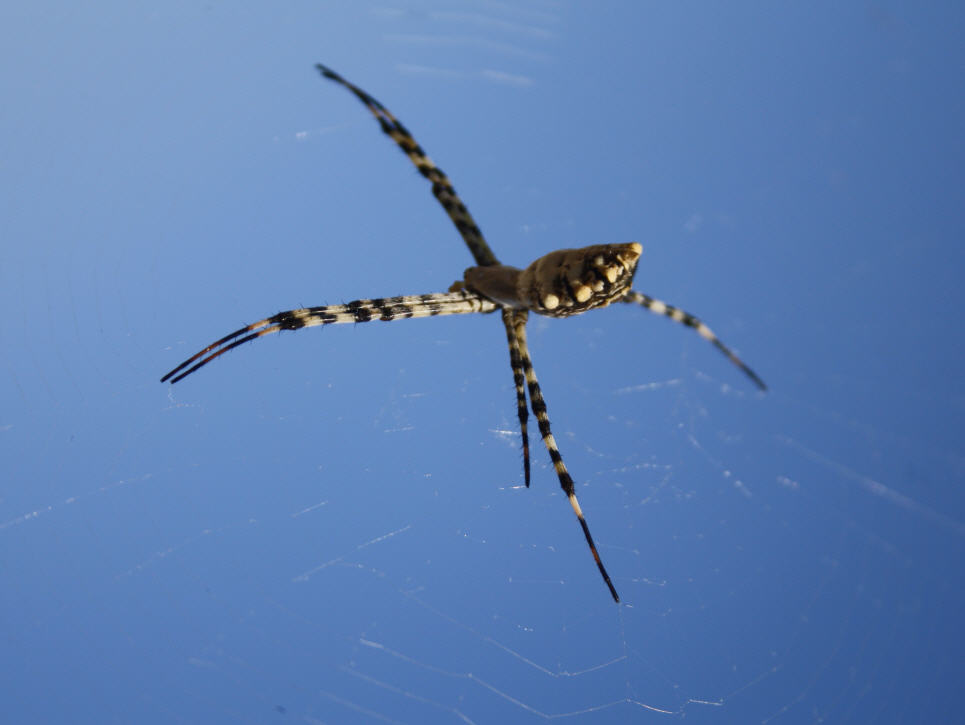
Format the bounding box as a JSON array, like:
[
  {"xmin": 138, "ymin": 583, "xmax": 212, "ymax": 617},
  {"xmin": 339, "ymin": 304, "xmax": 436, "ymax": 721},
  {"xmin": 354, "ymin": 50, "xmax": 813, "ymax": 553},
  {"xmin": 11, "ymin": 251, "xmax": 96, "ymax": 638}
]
[{"xmin": 162, "ymin": 64, "xmax": 766, "ymax": 602}]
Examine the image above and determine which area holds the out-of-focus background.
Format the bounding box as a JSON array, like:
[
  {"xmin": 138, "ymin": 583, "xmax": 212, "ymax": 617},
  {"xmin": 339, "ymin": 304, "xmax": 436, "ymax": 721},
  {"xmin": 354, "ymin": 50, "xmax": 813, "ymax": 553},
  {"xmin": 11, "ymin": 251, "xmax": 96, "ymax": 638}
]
[{"xmin": 3, "ymin": 2, "xmax": 963, "ymax": 722}]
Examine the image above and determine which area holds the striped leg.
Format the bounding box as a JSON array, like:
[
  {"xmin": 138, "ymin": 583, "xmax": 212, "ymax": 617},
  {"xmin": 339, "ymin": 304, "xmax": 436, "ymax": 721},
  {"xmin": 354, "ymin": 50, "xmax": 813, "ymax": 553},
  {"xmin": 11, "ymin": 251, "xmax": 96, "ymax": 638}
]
[
  {"xmin": 620, "ymin": 290, "xmax": 766, "ymax": 391},
  {"xmin": 161, "ymin": 290, "xmax": 496, "ymax": 384},
  {"xmin": 315, "ymin": 64, "xmax": 499, "ymax": 268},
  {"xmin": 509, "ymin": 310, "xmax": 620, "ymax": 602},
  {"xmin": 501, "ymin": 309, "xmax": 531, "ymax": 487}
]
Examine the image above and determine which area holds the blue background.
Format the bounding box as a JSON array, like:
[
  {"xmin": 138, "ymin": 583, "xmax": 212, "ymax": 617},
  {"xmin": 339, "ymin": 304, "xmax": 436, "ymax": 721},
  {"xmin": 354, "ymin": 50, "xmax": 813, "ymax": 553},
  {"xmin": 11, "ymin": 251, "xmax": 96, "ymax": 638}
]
[{"xmin": 3, "ymin": 2, "xmax": 964, "ymax": 722}]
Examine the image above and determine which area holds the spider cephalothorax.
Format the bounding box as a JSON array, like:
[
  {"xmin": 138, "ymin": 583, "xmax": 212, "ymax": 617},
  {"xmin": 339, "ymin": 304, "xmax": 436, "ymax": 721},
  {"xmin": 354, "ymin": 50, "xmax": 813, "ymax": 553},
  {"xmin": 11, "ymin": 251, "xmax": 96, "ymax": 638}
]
[{"xmin": 162, "ymin": 64, "xmax": 765, "ymax": 602}]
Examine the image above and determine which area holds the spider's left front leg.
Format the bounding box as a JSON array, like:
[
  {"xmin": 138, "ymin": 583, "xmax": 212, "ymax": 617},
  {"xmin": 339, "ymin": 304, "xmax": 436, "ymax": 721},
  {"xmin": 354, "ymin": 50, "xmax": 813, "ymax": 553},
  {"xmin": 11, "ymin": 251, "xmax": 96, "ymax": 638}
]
[{"xmin": 507, "ymin": 309, "xmax": 620, "ymax": 602}]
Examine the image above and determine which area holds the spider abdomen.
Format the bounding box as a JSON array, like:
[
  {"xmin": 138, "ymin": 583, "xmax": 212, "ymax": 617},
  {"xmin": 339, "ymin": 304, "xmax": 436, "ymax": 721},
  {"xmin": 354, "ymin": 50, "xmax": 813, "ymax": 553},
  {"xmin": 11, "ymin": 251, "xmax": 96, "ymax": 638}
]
[{"xmin": 465, "ymin": 243, "xmax": 642, "ymax": 318}]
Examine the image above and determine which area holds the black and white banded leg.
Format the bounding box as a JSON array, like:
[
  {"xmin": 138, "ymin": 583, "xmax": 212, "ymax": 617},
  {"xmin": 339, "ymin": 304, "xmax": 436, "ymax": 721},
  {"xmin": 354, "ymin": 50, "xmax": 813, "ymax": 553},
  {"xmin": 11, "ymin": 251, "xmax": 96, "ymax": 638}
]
[
  {"xmin": 507, "ymin": 308, "xmax": 620, "ymax": 601},
  {"xmin": 619, "ymin": 291, "xmax": 766, "ymax": 391},
  {"xmin": 161, "ymin": 291, "xmax": 496, "ymax": 384},
  {"xmin": 315, "ymin": 63, "xmax": 498, "ymax": 268},
  {"xmin": 501, "ymin": 308, "xmax": 532, "ymax": 488}
]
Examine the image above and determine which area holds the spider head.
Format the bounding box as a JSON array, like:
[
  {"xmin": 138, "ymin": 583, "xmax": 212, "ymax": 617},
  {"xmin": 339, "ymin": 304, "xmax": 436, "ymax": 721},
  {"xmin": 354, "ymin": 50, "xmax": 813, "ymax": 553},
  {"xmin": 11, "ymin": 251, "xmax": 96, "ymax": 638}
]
[{"xmin": 520, "ymin": 242, "xmax": 642, "ymax": 317}]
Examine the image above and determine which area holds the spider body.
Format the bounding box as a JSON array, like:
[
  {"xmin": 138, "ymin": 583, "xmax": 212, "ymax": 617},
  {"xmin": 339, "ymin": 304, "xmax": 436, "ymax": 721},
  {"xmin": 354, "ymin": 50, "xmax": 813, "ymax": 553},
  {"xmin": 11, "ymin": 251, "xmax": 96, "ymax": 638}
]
[
  {"xmin": 162, "ymin": 65, "xmax": 765, "ymax": 602},
  {"xmin": 465, "ymin": 243, "xmax": 642, "ymax": 316}
]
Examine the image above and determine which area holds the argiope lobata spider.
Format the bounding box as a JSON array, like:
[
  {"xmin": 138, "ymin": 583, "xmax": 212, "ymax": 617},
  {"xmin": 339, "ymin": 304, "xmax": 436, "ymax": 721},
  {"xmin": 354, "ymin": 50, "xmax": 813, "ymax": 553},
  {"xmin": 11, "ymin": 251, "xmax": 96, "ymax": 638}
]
[{"xmin": 162, "ymin": 63, "xmax": 766, "ymax": 602}]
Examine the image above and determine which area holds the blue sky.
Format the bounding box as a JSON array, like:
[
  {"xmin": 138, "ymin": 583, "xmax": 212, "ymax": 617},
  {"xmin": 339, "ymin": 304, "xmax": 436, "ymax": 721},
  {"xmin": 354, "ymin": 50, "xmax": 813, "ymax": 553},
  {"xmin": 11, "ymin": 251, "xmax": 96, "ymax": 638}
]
[{"xmin": 3, "ymin": 2, "xmax": 964, "ymax": 723}]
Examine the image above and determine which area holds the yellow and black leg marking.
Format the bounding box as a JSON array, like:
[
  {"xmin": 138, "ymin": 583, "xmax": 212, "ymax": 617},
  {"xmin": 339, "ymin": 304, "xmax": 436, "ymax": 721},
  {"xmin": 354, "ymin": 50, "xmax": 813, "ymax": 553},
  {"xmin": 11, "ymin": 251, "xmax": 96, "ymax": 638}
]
[{"xmin": 509, "ymin": 310, "xmax": 620, "ymax": 602}]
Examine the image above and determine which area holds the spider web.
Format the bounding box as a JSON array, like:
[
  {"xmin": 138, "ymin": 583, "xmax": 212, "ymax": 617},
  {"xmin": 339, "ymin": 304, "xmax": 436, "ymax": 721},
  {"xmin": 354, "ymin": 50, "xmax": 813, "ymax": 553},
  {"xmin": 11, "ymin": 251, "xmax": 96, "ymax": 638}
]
[{"xmin": 3, "ymin": 2, "xmax": 964, "ymax": 723}]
